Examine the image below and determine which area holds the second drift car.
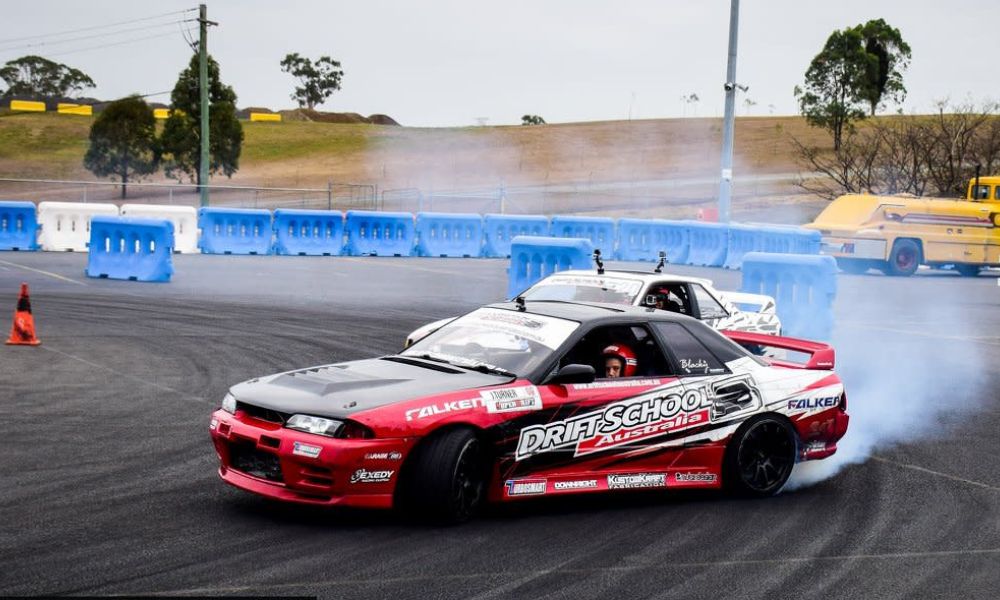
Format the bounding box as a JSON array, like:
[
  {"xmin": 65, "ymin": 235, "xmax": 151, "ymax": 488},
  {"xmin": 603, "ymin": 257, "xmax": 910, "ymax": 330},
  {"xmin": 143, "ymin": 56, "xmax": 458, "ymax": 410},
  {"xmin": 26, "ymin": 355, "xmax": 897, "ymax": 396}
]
[
  {"xmin": 210, "ymin": 300, "xmax": 848, "ymax": 523},
  {"xmin": 405, "ymin": 267, "xmax": 781, "ymax": 348}
]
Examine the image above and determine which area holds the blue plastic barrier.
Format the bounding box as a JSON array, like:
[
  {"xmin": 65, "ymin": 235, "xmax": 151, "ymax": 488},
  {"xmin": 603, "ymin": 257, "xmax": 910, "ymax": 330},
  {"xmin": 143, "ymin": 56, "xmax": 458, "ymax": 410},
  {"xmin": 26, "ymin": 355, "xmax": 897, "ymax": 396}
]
[
  {"xmin": 757, "ymin": 226, "xmax": 821, "ymax": 255},
  {"xmin": 507, "ymin": 235, "xmax": 593, "ymax": 299},
  {"xmin": 723, "ymin": 224, "xmax": 761, "ymax": 269},
  {"xmin": 740, "ymin": 252, "xmax": 838, "ymax": 340},
  {"xmin": 685, "ymin": 221, "xmax": 729, "ymax": 267},
  {"xmin": 616, "ymin": 219, "xmax": 689, "ymax": 264},
  {"xmin": 482, "ymin": 214, "xmax": 550, "ymax": 258},
  {"xmin": 549, "ymin": 216, "xmax": 616, "ymax": 253},
  {"xmin": 198, "ymin": 208, "xmax": 273, "ymax": 255},
  {"xmin": 415, "ymin": 212, "xmax": 484, "ymax": 257},
  {"xmin": 0, "ymin": 201, "xmax": 38, "ymax": 251},
  {"xmin": 86, "ymin": 217, "xmax": 174, "ymax": 282},
  {"xmin": 345, "ymin": 210, "xmax": 415, "ymax": 256},
  {"xmin": 272, "ymin": 209, "xmax": 344, "ymax": 256}
]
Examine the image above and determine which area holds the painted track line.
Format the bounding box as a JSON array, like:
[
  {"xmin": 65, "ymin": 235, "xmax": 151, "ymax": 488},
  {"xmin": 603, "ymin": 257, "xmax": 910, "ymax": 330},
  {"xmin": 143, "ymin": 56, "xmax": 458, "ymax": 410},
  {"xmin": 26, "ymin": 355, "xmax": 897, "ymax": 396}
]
[
  {"xmin": 0, "ymin": 258, "xmax": 87, "ymax": 286},
  {"xmin": 871, "ymin": 455, "xmax": 1000, "ymax": 492},
  {"xmin": 131, "ymin": 547, "xmax": 1000, "ymax": 596}
]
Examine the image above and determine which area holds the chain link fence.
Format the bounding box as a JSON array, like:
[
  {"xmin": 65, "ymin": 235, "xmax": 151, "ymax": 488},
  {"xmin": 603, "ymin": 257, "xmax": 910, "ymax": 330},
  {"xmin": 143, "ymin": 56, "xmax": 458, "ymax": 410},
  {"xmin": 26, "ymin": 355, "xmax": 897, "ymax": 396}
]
[{"xmin": 0, "ymin": 178, "xmax": 377, "ymax": 211}]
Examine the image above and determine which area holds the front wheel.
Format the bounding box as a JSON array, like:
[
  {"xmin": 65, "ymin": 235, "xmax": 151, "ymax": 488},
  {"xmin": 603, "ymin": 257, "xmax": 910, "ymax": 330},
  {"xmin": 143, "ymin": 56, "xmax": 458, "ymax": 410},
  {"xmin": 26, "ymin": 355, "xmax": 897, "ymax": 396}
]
[
  {"xmin": 398, "ymin": 428, "xmax": 486, "ymax": 524},
  {"xmin": 723, "ymin": 415, "xmax": 797, "ymax": 497}
]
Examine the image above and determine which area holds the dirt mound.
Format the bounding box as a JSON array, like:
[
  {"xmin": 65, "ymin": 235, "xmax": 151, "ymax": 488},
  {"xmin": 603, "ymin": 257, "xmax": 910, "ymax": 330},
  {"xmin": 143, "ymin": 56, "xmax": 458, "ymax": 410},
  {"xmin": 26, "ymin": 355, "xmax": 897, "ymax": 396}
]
[{"xmin": 276, "ymin": 108, "xmax": 399, "ymax": 125}]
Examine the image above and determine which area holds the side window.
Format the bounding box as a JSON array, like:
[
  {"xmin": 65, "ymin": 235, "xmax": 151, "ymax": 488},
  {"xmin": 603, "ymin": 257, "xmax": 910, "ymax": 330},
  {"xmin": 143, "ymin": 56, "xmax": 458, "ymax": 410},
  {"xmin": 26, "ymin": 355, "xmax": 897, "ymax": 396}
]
[
  {"xmin": 995, "ymin": 186, "xmax": 1000, "ymax": 200},
  {"xmin": 644, "ymin": 282, "xmax": 693, "ymax": 316},
  {"xmin": 559, "ymin": 323, "xmax": 674, "ymax": 379},
  {"xmin": 690, "ymin": 284, "xmax": 728, "ymax": 320},
  {"xmin": 653, "ymin": 322, "xmax": 728, "ymax": 376}
]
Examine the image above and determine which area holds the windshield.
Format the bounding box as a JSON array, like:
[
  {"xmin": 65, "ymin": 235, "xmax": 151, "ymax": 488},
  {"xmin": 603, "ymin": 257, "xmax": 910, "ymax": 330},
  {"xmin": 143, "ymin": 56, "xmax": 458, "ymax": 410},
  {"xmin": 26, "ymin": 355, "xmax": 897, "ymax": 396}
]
[
  {"xmin": 401, "ymin": 307, "xmax": 579, "ymax": 376},
  {"xmin": 521, "ymin": 274, "xmax": 643, "ymax": 305}
]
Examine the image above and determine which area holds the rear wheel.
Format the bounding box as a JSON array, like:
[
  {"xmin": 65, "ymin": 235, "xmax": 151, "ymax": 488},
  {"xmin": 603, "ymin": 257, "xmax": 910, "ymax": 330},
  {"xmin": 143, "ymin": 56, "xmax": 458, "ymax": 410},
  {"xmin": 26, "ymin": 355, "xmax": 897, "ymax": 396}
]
[
  {"xmin": 885, "ymin": 239, "xmax": 921, "ymax": 277},
  {"xmin": 398, "ymin": 428, "xmax": 486, "ymax": 524},
  {"xmin": 954, "ymin": 264, "xmax": 981, "ymax": 277},
  {"xmin": 723, "ymin": 415, "xmax": 797, "ymax": 497}
]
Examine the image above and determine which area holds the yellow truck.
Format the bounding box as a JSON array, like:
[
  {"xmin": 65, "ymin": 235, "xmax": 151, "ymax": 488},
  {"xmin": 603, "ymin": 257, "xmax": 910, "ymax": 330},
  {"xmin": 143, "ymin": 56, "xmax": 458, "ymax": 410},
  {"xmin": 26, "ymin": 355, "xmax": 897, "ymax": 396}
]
[{"xmin": 804, "ymin": 176, "xmax": 1000, "ymax": 276}]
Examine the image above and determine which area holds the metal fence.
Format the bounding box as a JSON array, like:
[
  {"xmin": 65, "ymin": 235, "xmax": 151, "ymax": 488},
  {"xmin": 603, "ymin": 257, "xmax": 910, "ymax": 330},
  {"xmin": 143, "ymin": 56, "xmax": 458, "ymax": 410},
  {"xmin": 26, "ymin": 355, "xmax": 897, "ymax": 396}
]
[{"xmin": 0, "ymin": 178, "xmax": 378, "ymax": 211}]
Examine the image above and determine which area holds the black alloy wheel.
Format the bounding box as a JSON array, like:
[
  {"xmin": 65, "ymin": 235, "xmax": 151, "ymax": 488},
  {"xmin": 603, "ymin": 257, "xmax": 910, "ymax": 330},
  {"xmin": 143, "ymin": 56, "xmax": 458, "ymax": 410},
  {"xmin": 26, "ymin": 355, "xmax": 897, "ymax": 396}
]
[
  {"xmin": 724, "ymin": 416, "xmax": 796, "ymax": 497},
  {"xmin": 399, "ymin": 428, "xmax": 486, "ymax": 524}
]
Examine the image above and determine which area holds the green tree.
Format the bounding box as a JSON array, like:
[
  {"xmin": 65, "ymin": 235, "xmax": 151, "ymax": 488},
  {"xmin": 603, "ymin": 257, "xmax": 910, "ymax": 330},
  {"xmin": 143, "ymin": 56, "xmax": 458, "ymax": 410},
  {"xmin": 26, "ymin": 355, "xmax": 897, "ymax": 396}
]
[
  {"xmin": 0, "ymin": 55, "xmax": 95, "ymax": 99},
  {"xmin": 160, "ymin": 53, "xmax": 243, "ymax": 185},
  {"xmin": 279, "ymin": 53, "xmax": 344, "ymax": 109},
  {"xmin": 521, "ymin": 114, "xmax": 546, "ymax": 125},
  {"xmin": 794, "ymin": 28, "xmax": 870, "ymax": 151},
  {"xmin": 83, "ymin": 96, "xmax": 159, "ymax": 198},
  {"xmin": 856, "ymin": 19, "xmax": 911, "ymax": 116}
]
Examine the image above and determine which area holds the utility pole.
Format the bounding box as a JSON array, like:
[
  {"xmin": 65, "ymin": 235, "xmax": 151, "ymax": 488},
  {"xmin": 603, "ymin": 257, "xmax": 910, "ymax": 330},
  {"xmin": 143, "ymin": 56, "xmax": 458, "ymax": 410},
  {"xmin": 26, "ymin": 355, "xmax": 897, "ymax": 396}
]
[
  {"xmin": 198, "ymin": 4, "xmax": 216, "ymax": 207},
  {"xmin": 718, "ymin": 0, "xmax": 740, "ymax": 223}
]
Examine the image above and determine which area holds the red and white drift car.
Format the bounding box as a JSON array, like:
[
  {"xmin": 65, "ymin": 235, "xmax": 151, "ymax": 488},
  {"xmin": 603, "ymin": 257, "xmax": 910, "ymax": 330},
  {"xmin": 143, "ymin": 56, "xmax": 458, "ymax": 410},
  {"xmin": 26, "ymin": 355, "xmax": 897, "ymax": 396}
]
[{"xmin": 210, "ymin": 301, "xmax": 848, "ymax": 522}]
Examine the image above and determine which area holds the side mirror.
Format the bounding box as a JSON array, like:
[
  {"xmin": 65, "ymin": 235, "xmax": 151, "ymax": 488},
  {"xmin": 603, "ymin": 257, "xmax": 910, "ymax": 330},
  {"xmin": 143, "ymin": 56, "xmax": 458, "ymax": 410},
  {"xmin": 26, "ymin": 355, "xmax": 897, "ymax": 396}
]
[{"xmin": 546, "ymin": 363, "xmax": 596, "ymax": 385}]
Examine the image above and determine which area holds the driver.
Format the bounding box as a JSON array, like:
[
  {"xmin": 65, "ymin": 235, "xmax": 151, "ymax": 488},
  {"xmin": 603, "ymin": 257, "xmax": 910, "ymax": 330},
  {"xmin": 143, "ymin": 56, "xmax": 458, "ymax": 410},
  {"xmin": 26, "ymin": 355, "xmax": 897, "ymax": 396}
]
[
  {"xmin": 652, "ymin": 287, "xmax": 683, "ymax": 313},
  {"xmin": 602, "ymin": 344, "xmax": 637, "ymax": 378}
]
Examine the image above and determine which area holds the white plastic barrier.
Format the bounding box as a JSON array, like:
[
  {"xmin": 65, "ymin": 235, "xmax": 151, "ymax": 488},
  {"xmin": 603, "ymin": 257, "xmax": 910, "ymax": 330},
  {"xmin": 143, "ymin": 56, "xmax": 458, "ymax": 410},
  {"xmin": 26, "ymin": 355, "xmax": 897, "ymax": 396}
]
[
  {"xmin": 121, "ymin": 204, "xmax": 199, "ymax": 253},
  {"xmin": 37, "ymin": 202, "xmax": 119, "ymax": 252}
]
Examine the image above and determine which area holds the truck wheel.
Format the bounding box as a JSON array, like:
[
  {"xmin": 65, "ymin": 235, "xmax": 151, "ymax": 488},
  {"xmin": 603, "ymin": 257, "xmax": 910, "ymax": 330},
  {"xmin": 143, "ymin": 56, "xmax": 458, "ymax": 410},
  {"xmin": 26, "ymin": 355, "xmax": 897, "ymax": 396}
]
[
  {"xmin": 886, "ymin": 239, "xmax": 920, "ymax": 276},
  {"xmin": 954, "ymin": 264, "xmax": 981, "ymax": 277},
  {"xmin": 398, "ymin": 428, "xmax": 486, "ymax": 524},
  {"xmin": 836, "ymin": 258, "xmax": 870, "ymax": 275}
]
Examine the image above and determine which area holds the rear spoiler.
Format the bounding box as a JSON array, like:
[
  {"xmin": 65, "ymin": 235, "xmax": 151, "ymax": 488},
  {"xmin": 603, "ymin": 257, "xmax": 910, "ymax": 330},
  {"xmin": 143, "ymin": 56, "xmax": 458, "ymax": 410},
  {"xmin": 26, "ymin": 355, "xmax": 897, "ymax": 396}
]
[{"xmin": 721, "ymin": 330, "xmax": 835, "ymax": 370}]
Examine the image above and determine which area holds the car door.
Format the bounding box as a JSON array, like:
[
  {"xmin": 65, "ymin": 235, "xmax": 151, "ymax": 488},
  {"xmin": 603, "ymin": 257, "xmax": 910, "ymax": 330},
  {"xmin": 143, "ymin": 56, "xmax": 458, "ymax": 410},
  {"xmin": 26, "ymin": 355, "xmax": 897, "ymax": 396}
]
[
  {"xmin": 651, "ymin": 321, "xmax": 763, "ymax": 427},
  {"xmin": 499, "ymin": 321, "xmax": 686, "ymax": 488}
]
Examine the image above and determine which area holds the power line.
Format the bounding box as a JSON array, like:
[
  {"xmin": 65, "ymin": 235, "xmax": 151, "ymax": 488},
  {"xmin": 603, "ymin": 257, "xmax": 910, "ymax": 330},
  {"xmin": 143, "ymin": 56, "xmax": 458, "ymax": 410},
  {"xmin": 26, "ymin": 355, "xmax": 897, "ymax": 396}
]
[
  {"xmin": 0, "ymin": 19, "xmax": 194, "ymax": 54},
  {"xmin": 0, "ymin": 9, "xmax": 197, "ymax": 45},
  {"xmin": 45, "ymin": 29, "xmax": 194, "ymax": 59}
]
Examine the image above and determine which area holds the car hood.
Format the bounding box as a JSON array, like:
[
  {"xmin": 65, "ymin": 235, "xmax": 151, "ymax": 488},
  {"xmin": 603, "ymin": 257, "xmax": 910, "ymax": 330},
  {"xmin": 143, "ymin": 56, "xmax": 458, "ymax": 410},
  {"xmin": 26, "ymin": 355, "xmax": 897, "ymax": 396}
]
[{"xmin": 229, "ymin": 356, "xmax": 509, "ymax": 419}]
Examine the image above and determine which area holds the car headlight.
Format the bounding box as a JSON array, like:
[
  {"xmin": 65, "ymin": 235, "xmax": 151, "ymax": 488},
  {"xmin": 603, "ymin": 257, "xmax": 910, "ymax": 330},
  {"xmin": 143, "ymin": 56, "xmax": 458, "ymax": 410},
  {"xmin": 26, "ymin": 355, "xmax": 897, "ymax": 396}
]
[
  {"xmin": 222, "ymin": 393, "xmax": 237, "ymax": 414},
  {"xmin": 286, "ymin": 414, "xmax": 344, "ymax": 437}
]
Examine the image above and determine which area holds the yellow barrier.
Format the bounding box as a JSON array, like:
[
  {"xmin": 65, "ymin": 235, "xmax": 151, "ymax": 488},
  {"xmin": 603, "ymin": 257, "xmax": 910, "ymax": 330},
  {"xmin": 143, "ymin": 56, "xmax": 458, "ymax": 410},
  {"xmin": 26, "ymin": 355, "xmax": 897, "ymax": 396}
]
[
  {"xmin": 10, "ymin": 100, "xmax": 46, "ymax": 112},
  {"xmin": 250, "ymin": 112, "xmax": 282, "ymax": 122},
  {"xmin": 153, "ymin": 108, "xmax": 171, "ymax": 119},
  {"xmin": 57, "ymin": 103, "xmax": 93, "ymax": 116}
]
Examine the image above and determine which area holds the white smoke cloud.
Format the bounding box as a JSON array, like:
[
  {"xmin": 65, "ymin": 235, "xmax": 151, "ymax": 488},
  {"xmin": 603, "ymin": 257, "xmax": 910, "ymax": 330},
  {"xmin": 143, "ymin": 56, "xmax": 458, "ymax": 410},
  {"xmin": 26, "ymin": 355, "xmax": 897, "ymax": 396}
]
[{"xmin": 785, "ymin": 271, "xmax": 991, "ymax": 490}]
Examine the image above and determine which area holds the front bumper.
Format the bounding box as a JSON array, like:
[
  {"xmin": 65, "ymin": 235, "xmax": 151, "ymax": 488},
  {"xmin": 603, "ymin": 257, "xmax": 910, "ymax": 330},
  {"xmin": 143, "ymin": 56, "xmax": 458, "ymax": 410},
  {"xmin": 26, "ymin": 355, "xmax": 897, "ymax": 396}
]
[{"xmin": 209, "ymin": 409, "xmax": 411, "ymax": 507}]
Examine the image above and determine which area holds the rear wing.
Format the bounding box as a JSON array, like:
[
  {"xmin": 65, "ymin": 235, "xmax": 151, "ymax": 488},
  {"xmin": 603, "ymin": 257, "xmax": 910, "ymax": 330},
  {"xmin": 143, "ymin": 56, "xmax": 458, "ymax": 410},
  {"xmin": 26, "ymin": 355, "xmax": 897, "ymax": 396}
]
[{"xmin": 721, "ymin": 330, "xmax": 835, "ymax": 370}]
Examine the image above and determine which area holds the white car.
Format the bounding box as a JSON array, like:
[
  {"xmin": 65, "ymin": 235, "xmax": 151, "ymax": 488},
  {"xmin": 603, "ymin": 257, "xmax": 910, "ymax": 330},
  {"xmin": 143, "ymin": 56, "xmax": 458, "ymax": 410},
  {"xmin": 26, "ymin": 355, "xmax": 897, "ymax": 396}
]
[{"xmin": 406, "ymin": 269, "xmax": 781, "ymax": 348}]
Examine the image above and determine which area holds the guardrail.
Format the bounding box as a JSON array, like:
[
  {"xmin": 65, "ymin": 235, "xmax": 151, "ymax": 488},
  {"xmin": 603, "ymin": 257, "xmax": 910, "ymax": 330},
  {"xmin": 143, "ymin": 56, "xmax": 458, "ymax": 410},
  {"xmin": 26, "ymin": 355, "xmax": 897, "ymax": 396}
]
[{"xmin": 345, "ymin": 210, "xmax": 415, "ymax": 256}]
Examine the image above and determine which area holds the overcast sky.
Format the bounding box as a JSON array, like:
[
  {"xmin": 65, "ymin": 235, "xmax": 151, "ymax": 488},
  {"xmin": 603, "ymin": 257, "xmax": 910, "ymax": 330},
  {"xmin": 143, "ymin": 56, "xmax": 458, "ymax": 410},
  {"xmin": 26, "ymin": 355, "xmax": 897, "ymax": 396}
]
[{"xmin": 3, "ymin": 0, "xmax": 998, "ymax": 127}]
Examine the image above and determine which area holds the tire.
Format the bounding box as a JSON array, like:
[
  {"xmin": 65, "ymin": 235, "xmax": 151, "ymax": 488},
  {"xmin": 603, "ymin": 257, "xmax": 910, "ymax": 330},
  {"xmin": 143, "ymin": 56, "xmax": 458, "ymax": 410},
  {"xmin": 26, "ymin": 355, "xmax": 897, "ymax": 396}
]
[
  {"xmin": 398, "ymin": 428, "xmax": 486, "ymax": 524},
  {"xmin": 954, "ymin": 264, "xmax": 981, "ymax": 277},
  {"xmin": 885, "ymin": 239, "xmax": 921, "ymax": 277},
  {"xmin": 836, "ymin": 258, "xmax": 870, "ymax": 275},
  {"xmin": 723, "ymin": 415, "xmax": 797, "ymax": 498}
]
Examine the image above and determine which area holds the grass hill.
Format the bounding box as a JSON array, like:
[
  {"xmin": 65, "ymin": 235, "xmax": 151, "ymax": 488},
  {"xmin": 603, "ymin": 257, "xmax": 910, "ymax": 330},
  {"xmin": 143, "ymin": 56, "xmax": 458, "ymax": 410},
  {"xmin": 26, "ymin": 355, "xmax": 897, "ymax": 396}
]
[{"xmin": 0, "ymin": 111, "xmax": 834, "ymax": 222}]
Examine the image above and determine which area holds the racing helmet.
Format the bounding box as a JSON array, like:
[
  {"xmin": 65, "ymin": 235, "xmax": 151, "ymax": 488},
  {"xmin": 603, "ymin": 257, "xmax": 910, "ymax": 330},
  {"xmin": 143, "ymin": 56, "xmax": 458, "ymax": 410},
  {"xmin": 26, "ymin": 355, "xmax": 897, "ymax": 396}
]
[{"xmin": 602, "ymin": 344, "xmax": 638, "ymax": 377}]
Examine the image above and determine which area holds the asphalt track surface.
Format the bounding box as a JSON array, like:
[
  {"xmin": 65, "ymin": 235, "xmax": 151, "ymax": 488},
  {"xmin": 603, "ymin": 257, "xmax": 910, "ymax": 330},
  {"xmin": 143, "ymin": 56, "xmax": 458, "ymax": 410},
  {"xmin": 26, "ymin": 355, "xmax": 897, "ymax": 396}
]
[{"xmin": 1, "ymin": 253, "xmax": 999, "ymax": 599}]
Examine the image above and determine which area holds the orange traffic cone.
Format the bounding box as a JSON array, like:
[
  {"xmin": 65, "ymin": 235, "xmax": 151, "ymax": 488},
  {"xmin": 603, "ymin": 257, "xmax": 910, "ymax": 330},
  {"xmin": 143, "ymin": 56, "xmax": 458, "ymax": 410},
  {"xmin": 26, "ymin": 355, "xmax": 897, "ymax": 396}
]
[{"xmin": 6, "ymin": 283, "xmax": 41, "ymax": 346}]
